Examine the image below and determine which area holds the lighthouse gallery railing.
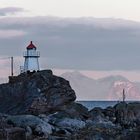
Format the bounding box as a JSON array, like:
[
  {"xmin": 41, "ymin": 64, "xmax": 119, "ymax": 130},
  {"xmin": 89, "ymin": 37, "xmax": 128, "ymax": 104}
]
[{"xmin": 23, "ymin": 51, "xmax": 40, "ymax": 57}]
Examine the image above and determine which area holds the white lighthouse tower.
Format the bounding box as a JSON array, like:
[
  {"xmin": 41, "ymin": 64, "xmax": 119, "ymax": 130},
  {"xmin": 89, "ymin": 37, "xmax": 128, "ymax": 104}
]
[{"xmin": 23, "ymin": 41, "xmax": 40, "ymax": 72}]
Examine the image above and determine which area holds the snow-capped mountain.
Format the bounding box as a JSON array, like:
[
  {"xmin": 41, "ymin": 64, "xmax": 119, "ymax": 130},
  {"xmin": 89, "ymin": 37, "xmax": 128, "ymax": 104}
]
[{"xmin": 61, "ymin": 71, "xmax": 140, "ymax": 101}]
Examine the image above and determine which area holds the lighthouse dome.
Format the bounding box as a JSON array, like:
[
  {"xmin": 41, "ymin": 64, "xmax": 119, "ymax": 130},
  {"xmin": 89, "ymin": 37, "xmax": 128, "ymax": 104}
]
[{"xmin": 27, "ymin": 41, "xmax": 36, "ymax": 49}]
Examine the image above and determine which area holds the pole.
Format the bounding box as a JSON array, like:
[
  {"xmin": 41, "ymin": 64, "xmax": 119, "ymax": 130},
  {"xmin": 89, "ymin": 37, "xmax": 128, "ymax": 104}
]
[
  {"xmin": 123, "ymin": 89, "xmax": 125, "ymax": 102},
  {"xmin": 11, "ymin": 57, "xmax": 13, "ymax": 76}
]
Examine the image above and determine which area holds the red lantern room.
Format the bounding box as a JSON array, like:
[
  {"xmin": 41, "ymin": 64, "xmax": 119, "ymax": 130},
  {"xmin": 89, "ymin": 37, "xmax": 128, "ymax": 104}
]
[{"xmin": 27, "ymin": 41, "xmax": 36, "ymax": 49}]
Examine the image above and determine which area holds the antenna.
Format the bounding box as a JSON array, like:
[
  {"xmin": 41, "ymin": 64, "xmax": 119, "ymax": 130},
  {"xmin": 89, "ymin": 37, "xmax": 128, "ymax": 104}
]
[
  {"xmin": 0, "ymin": 56, "xmax": 14, "ymax": 77},
  {"xmin": 123, "ymin": 89, "xmax": 125, "ymax": 102},
  {"xmin": 11, "ymin": 57, "xmax": 14, "ymax": 76}
]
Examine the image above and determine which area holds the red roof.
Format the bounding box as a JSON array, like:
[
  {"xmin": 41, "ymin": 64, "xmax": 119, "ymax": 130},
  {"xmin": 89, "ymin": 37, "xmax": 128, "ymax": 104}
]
[{"xmin": 27, "ymin": 41, "xmax": 36, "ymax": 49}]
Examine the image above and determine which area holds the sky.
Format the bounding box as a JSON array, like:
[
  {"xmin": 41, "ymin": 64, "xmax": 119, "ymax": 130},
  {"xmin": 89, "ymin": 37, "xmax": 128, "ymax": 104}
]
[
  {"xmin": 1, "ymin": 0, "xmax": 140, "ymax": 21},
  {"xmin": 1, "ymin": 0, "xmax": 140, "ymax": 82}
]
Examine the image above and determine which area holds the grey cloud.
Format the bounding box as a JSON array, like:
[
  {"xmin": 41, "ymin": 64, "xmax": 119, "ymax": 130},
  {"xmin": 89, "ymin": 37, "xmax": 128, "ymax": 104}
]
[
  {"xmin": 0, "ymin": 30, "xmax": 27, "ymax": 39},
  {"xmin": 0, "ymin": 17, "xmax": 140, "ymax": 71},
  {"xmin": 0, "ymin": 7, "xmax": 24, "ymax": 16}
]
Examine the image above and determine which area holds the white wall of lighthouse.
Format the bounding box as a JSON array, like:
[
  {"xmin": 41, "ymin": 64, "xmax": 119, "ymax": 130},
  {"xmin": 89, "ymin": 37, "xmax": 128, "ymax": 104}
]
[{"xmin": 23, "ymin": 41, "xmax": 40, "ymax": 72}]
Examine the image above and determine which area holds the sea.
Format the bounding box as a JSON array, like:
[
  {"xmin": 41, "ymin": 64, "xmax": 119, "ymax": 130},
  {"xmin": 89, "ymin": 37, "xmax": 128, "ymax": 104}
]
[{"xmin": 77, "ymin": 101, "xmax": 140, "ymax": 110}]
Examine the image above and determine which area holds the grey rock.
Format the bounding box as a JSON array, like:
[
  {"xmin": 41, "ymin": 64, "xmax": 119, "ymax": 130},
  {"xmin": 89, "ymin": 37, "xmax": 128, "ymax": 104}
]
[
  {"xmin": 63, "ymin": 102, "xmax": 89, "ymax": 120},
  {"xmin": 89, "ymin": 107, "xmax": 106, "ymax": 122},
  {"xmin": 6, "ymin": 115, "xmax": 53, "ymax": 136},
  {"xmin": 47, "ymin": 111, "xmax": 86, "ymax": 131},
  {"xmin": 103, "ymin": 106, "xmax": 116, "ymax": 123},
  {"xmin": 0, "ymin": 127, "xmax": 26, "ymax": 140},
  {"xmin": 55, "ymin": 118, "xmax": 86, "ymax": 130}
]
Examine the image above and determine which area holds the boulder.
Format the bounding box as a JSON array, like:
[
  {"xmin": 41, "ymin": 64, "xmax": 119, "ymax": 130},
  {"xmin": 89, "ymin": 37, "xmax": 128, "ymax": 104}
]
[
  {"xmin": 6, "ymin": 115, "xmax": 53, "ymax": 136},
  {"xmin": 47, "ymin": 112, "xmax": 86, "ymax": 132},
  {"xmin": 89, "ymin": 107, "xmax": 105, "ymax": 122},
  {"xmin": 103, "ymin": 106, "xmax": 116, "ymax": 123},
  {"xmin": 0, "ymin": 127, "xmax": 26, "ymax": 140},
  {"xmin": 52, "ymin": 118, "xmax": 85, "ymax": 130},
  {"xmin": 61, "ymin": 102, "xmax": 89, "ymax": 120},
  {"xmin": 48, "ymin": 117, "xmax": 86, "ymax": 134}
]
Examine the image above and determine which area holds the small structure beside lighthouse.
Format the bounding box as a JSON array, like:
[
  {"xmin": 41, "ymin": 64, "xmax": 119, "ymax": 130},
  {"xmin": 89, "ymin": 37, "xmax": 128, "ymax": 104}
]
[{"xmin": 22, "ymin": 41, "xmax": 40, "ymax": 73}]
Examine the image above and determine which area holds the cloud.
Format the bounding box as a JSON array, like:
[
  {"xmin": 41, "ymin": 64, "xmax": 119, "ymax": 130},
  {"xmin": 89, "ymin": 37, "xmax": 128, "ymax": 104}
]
[
  {"xmin": 0, "ymin": 7, "xmax": 24, "ymax": 16},
  {"xmin": 0, "ymin": 29, "xmax": 27, "ymax": 38},
  {"xmin": 0, "ymin": 16, "xmax": 140, "ymax": 71}
]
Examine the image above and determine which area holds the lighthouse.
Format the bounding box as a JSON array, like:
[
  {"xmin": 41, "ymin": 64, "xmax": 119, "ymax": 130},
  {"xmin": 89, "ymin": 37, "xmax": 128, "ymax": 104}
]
[{"xmin": 22, "ymin": 41, "xmax": 40, "ymax": 73}]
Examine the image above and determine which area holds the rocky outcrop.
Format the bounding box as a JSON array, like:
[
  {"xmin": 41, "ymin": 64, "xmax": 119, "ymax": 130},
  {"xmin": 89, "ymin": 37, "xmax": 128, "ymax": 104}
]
[
  {"xmin": 70, "ymin": 102, "xmax": 140, "ymax": 140},
  {"xmin": 114, "ymin": 102, "xmax": 140, "ymax": 127},
  {"xmin": 0, "ymin": 70, "xmax": 139, "ymax": 139},
  {"xmin": 0, "ymin": 70, "xmax": 76, "ymax": 115}
]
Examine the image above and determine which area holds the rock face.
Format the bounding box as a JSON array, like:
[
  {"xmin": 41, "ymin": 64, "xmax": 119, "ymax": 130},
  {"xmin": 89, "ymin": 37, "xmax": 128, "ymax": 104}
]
[{"xmin": 0, "ymin": 70, "xmax": 76, "ymax": 115}]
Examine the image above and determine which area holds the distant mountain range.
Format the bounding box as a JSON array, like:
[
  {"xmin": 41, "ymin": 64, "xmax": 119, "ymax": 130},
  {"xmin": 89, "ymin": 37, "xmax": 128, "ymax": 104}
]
[
  {"xmin": 0, "ymin": 78, "xmax": 7, "ymax": 84},
  {"xmin": 61, "ymin": 71, "xmax": 140, "ymax": 101}
]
